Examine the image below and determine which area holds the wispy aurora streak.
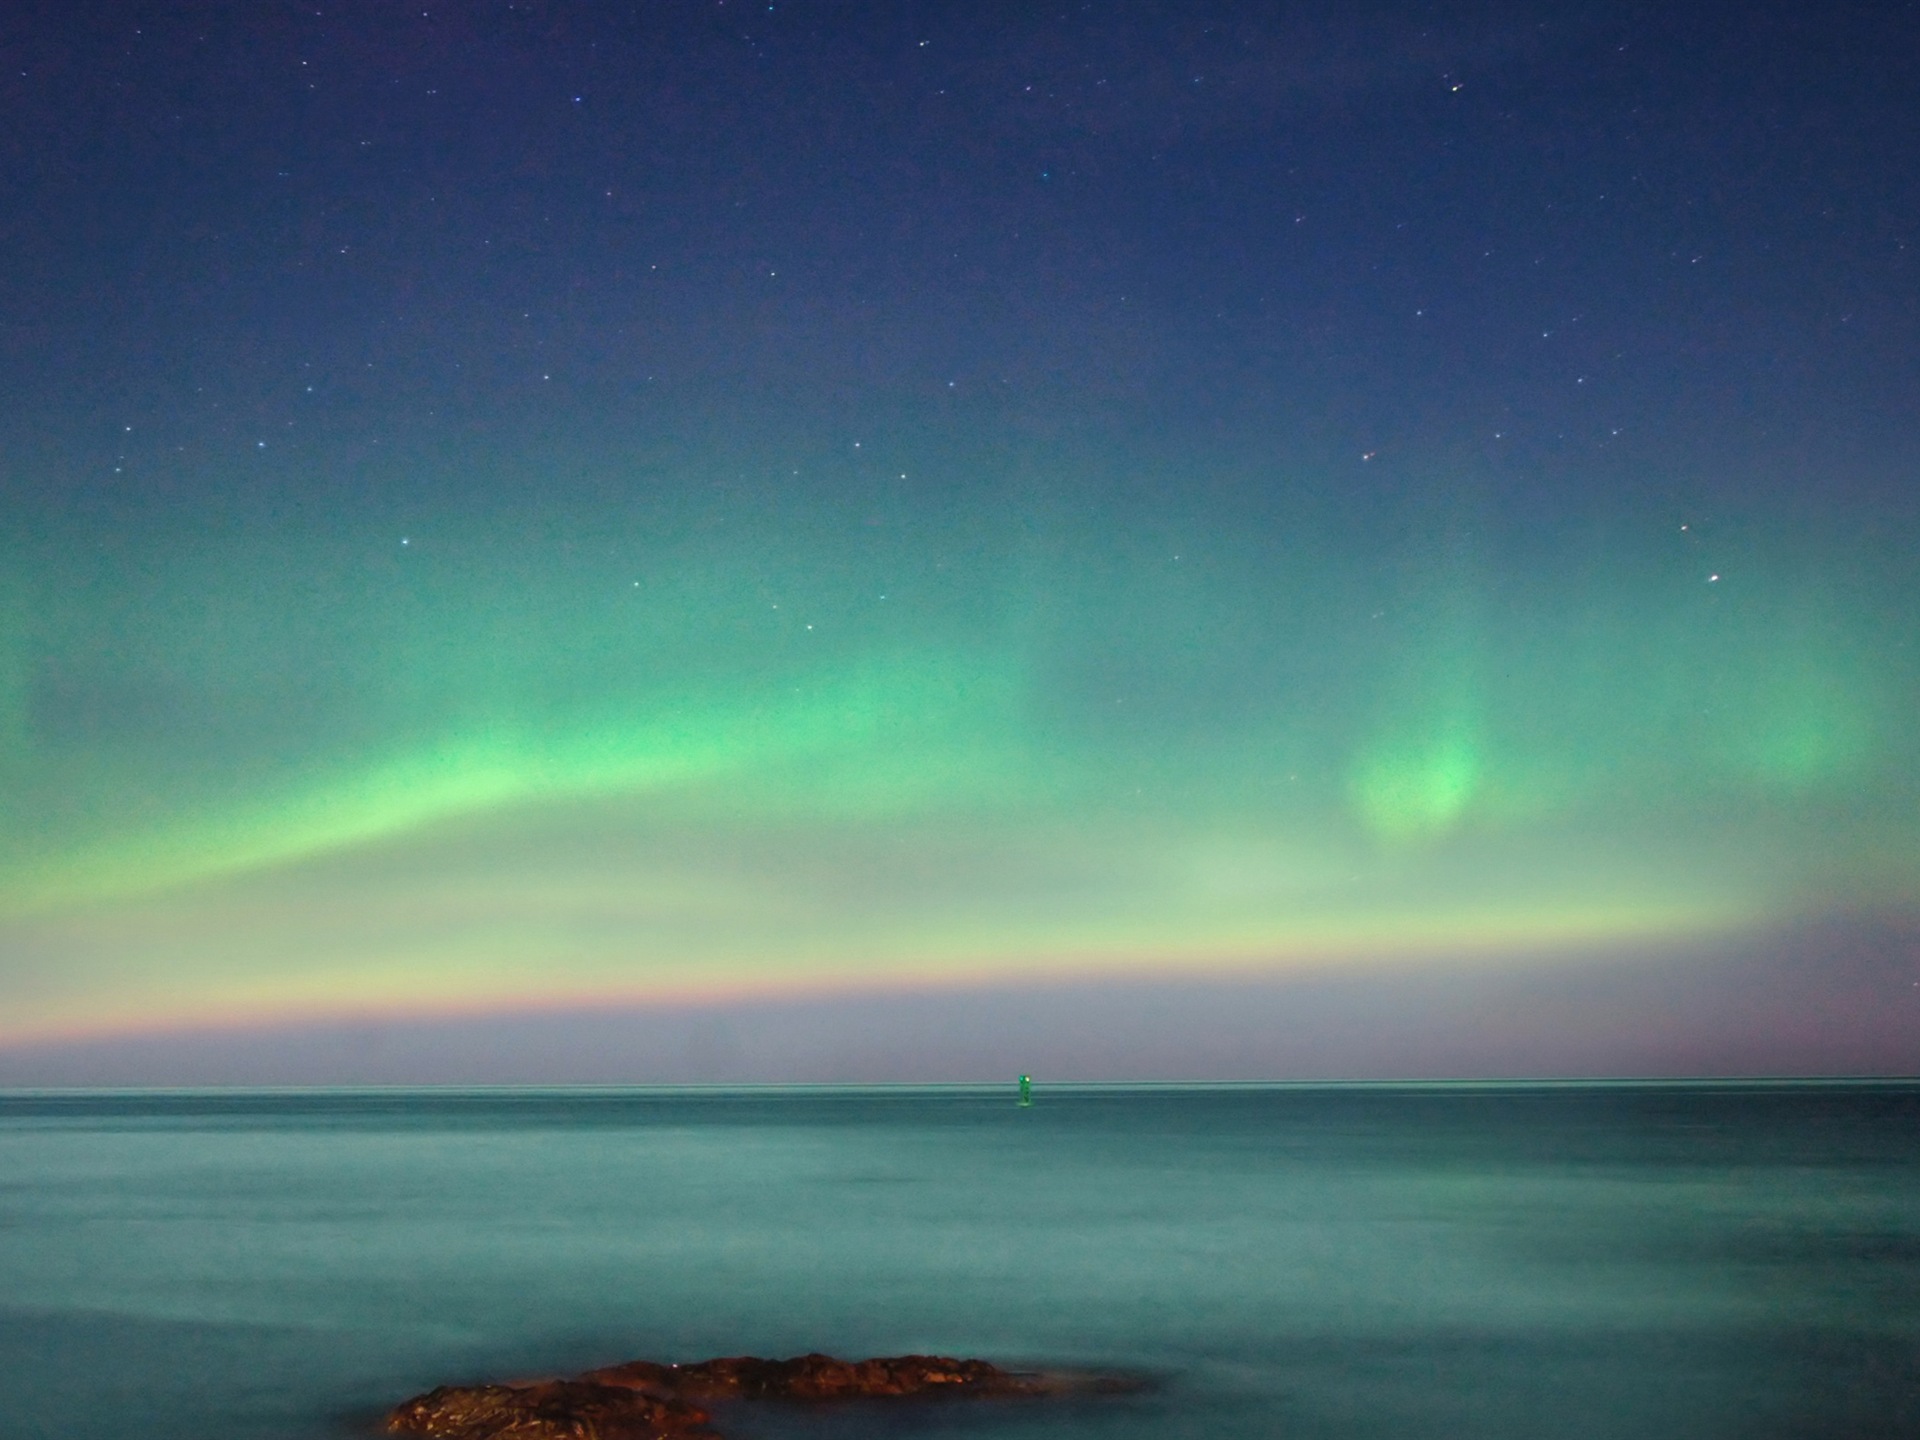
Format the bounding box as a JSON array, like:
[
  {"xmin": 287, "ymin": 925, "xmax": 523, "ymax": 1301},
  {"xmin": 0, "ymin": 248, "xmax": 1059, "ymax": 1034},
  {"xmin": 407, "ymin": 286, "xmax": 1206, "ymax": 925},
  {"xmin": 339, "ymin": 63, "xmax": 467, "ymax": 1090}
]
[{"xmin": 1, "ymin": 439, "xmax": 1913, "ymax": 1044}]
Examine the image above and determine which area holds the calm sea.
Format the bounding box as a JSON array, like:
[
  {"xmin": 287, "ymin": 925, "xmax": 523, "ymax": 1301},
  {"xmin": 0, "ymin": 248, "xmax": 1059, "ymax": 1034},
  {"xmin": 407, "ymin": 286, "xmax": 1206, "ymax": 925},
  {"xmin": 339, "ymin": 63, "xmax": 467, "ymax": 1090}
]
[{"xmin": 1, "ymin": 1084, "xmax": 1916, "ymax": 1440}]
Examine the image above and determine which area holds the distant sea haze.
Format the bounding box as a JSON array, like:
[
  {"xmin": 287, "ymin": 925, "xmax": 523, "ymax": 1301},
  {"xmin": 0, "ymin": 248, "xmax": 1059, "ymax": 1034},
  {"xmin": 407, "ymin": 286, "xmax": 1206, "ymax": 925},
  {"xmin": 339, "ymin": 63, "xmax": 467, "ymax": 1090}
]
[{"xmin": 1, "ymin": 913, "xmax": 1914, "ymax": 1085}]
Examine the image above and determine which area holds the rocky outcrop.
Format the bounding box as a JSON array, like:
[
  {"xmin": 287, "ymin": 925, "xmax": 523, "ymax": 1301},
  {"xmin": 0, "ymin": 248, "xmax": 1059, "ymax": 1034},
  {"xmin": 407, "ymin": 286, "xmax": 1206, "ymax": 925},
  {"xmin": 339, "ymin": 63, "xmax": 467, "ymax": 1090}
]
[
  {"xmin": 387, "ymin": 1353, "xmax": 1134, "ymax": 1439},
  {"xmin": 582, "ymin": 1352, "xmax": 1048, "ymax": 1400},
  {"xmin": 386, "ymin": 1379, "xmax": 719, "ymax": 1440}
]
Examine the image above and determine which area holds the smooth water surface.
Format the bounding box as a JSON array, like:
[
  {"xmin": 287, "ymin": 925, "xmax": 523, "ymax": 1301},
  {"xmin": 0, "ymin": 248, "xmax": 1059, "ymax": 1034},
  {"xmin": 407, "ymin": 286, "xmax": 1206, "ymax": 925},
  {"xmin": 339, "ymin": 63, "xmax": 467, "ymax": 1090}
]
[{"xmin": 1, "ymin": 1084, "xmax": 1916, "ymax": 1439}]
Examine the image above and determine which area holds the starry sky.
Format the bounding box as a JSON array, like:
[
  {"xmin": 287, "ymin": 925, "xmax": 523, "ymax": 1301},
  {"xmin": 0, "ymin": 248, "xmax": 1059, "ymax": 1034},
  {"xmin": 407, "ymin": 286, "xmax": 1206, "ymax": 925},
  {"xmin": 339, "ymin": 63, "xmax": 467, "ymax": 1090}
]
[{"xmin": 2, "ymin": 0, "xmax": 1917, "ymax": 1081}]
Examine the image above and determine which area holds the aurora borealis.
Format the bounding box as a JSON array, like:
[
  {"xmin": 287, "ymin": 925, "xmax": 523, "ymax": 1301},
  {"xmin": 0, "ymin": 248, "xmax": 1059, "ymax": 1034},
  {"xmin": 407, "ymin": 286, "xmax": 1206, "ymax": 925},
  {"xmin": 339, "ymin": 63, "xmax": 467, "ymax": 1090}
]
[{"xmin": 3, "ymin": 2, "xmax": 1917, "ymax": 1077}]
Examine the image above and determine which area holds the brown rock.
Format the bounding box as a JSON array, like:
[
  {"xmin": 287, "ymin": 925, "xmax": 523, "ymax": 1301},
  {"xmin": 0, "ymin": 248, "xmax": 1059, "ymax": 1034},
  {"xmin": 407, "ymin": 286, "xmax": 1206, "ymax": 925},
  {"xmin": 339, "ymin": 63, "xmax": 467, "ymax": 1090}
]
[
  {"xmin": 389, "ymin": 1353, "xmax": 1141, "ymax": 1439},
  {"xmin": 385, "ymin": 1380, "xmax": 719, "ymax": 1440},
  {"xmin": 583, "ymin": 1352, "xmax": 1047, "ymax": 1401}
]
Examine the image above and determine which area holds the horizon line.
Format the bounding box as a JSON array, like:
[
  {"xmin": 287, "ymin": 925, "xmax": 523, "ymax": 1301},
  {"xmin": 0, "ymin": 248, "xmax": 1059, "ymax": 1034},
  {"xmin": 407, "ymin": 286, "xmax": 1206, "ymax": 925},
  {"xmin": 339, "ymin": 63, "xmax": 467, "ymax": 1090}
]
[{"xmin": 4, "ymin": 1075, "xmax": 1917, "ymax": 1098}]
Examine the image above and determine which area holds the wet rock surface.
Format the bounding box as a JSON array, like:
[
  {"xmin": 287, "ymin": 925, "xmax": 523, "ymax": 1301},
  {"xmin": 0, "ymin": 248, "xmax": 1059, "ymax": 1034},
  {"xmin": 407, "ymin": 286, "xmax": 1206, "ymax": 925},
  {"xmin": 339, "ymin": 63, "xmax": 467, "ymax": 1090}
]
[
  {"xmin": 583, "ymin": 1352, "xmax": 1047, "ymax": 1400},
  {"xmin": 385, "ymin": 1379, "xmax": 719, "ymax": 1440},
  {"xmin": 387, "ymin": 1353, "xmax": 1138, "ymax": 1439}
]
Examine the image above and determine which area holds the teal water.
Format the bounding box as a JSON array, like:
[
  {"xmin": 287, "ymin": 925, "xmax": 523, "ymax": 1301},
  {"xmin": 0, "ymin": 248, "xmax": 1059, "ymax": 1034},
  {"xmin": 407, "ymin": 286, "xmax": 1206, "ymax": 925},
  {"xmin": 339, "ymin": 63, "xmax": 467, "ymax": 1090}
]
[{"xmin": 1, "ymin": 1084, "xmax": 1916, "ymax": 1439}]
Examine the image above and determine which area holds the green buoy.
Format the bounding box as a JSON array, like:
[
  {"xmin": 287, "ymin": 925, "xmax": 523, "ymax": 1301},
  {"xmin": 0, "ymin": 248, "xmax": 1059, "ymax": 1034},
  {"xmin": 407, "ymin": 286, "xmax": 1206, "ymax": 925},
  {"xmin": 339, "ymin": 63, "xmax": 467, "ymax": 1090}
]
[{"xmin": 1017, "ymin": 1074, "xmax": 1032, "ymax": 1107}]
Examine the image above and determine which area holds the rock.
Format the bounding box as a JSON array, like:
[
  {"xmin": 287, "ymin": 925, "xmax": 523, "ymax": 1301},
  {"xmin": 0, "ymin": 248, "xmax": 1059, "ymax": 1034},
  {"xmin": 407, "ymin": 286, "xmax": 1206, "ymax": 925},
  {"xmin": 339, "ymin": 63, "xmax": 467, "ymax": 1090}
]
[
  {"xmin": 582, "ymin": 1352, "xmax": 1048, "ymax": 1400},
  {"xmin": 385, "ymin": 1380, "xmax": 719, "ymax": 1440},
  {"xmin": 389, "ymin": 1353, "xmax": 1139, "ymax": 1440}
]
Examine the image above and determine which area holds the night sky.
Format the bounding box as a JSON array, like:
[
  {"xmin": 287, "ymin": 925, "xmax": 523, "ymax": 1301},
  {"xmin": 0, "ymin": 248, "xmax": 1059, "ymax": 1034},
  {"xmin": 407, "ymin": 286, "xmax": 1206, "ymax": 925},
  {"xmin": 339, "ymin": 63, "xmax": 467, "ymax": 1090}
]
[{"xmin": 3, "ymin": 1, "xmax": 1917, "ymax": 1081}]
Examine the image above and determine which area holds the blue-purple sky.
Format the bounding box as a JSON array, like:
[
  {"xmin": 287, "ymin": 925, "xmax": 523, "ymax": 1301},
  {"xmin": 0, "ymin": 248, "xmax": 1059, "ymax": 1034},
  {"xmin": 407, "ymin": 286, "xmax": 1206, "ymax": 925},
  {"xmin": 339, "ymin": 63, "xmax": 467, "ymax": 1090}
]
[{"xmin": 3, "ymin": 0, "xmax": 1917, "ymax": 1081}]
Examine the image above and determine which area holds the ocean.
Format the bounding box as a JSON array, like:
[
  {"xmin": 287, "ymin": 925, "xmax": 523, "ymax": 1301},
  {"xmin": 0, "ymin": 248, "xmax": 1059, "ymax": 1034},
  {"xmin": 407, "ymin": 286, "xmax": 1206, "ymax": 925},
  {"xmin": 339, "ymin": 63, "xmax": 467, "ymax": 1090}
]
[{"xmin": 1, "ymin": 1083, "xmax": 1916, "ymax": 1439}]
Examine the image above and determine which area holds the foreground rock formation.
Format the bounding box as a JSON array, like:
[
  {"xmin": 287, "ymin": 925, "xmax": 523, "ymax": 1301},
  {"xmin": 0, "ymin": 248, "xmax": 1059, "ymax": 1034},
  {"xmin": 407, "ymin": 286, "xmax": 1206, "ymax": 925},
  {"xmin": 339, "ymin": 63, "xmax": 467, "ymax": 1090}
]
[
  {"xmin": 583, "ymin": 1351, "xmax": 1048, "ymax": 1401},
  {"xmin": 387, "ymin": 1380, "xmax": 718, "ymax": 1440},
  {"xmin": 387, "ymin": 1352, "xmax": 1129, "ymax": 1440}
]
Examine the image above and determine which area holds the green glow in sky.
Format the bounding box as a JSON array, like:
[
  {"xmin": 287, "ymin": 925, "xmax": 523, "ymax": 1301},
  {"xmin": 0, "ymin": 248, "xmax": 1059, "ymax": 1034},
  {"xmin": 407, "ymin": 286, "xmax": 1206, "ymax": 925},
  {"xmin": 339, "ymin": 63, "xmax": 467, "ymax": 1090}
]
[{"xmin": 2, "ymin": 440, "xmax": 1914, "ymax": 1043}]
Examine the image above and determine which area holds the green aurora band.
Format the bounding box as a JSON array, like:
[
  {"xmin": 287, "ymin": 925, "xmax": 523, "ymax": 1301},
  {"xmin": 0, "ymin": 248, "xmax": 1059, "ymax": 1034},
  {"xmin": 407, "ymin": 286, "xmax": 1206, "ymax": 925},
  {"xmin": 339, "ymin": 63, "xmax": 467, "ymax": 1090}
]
[{"xmin": 2, "ymin": 435, "xmax": 1914, "ymax": 1043}]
